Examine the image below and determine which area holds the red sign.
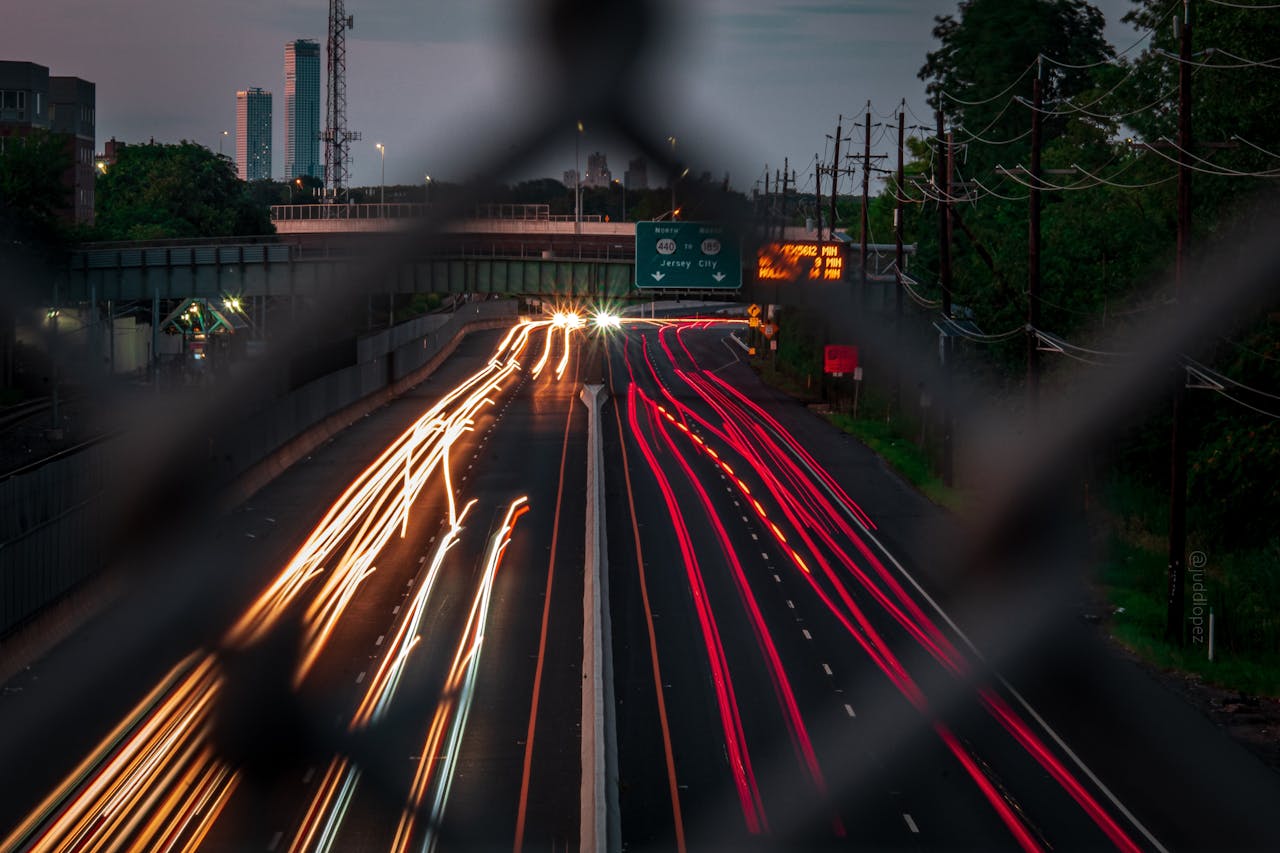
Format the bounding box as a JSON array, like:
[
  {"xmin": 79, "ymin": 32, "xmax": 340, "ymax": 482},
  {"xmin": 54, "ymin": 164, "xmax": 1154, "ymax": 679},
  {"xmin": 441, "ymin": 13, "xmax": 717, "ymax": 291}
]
[{"xmin": 824, "ymin": 345, "xmax": 858, "ymax": 374}]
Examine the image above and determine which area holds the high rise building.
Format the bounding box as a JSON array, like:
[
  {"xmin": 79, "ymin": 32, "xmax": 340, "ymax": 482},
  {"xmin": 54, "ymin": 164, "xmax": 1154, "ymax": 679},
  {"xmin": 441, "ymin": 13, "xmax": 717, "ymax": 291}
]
[
  {"xmin": 584, "ymin": 151, "xmax": 611, "ymax": 188},
  {"xmin": 284, "ymin": 39, "xmax": 320, "ymax": 180},
  {"xmin": 235, "ymin": 87, "xmax": 272, "ymax": 181},
  {"xmin": 1, "ymin": 61, "xmax": 96, "ymax": 224},
  {"xmin": 624, "ymin": 157, "xmax": 648, "ymax": 190}
]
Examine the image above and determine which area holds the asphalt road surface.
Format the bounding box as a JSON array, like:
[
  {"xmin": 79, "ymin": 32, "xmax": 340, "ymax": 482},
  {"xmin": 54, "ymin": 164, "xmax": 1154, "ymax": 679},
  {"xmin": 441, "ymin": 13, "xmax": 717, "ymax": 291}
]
[{"xmin": 3, "ymin": 314, "xmax": 1280, "ymax": 852}]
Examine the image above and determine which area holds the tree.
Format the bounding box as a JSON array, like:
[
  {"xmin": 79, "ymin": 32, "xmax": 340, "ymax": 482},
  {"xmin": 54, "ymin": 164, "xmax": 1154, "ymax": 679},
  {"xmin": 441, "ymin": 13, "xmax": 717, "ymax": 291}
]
[
  {"xmin": 921, "ymin": 0, "xmax": 1113, "ymax": 176},
  {"xmin": 0, "ymin": 129, "xmax": 72, "ymax": 232},
  {"xmin": 914, "ymin": 0, "xmax": 1118, "ymax": 369},
  {"xmin": 1119, "ymin": 0, "xmax": 1280, "ymax": 233},
  {"xmin": 94, "ymin": 141, "xmax": 273, "ymax": 241}
]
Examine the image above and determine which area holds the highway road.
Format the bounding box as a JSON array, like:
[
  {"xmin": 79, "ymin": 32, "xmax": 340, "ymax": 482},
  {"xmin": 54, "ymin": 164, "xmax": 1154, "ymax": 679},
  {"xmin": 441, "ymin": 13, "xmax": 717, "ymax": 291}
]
[{"xmin": 4, "ymin": 311, "xmax": 1280, "ymax": 852}]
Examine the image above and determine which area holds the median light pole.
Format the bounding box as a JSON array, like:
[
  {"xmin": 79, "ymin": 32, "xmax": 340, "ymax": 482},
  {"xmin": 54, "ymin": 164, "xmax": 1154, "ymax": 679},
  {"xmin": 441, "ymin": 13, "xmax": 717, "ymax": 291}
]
[{"xmin": 375, "ymin": 142, "xmax": 386, "ymax": 210}]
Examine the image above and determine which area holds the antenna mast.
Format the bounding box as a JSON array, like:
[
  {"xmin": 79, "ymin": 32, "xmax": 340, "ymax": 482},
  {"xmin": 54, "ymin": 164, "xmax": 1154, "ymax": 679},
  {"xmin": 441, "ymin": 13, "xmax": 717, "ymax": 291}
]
[{"xmin": 322, "ymin": 0, "xmax": 361, "ymax": 200}]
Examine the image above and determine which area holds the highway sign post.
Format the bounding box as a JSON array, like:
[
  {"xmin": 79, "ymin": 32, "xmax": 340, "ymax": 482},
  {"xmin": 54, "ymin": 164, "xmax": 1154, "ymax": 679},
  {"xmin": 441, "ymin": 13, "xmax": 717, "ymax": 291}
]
[{"xmin": 635, "ymin": 222, "xmax": 742, "ymax": 290}]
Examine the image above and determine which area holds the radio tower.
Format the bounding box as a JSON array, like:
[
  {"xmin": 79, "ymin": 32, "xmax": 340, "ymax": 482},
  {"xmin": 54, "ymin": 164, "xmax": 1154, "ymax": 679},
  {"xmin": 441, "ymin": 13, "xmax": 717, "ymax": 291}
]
[{"xmin": 322, "ymin": 0, "xmax": 360, "ymax": 200}]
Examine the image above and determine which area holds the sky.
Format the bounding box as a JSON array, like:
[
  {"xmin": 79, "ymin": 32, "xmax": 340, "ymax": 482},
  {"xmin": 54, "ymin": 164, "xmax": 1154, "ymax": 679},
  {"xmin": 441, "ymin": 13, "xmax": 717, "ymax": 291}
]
[{"xmin": 5, "ymin": 0, "xmax": 1141, "ymax": 194}]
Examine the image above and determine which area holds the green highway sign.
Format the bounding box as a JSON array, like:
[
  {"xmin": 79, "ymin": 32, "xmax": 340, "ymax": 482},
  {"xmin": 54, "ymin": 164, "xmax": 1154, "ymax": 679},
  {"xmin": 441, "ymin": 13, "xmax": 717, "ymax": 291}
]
[{"xmin": 635, "ymin": 221, "xmax": 742, "ymax": 290}]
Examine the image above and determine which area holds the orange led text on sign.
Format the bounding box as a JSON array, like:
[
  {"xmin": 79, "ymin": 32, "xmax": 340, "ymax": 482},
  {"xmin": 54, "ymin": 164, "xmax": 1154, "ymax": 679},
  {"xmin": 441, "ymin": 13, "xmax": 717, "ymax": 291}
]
[{"xmin": 756, "ymin": 242, "xmax": 844, "ymax": 281}]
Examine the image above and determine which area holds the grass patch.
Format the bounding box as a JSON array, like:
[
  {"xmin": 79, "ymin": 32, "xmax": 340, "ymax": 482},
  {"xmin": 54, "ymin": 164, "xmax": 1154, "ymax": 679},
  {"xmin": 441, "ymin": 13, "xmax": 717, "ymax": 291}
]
[
  {"xmin": 1101, "ymin": 535, "xmax": 1280, "ymax": 697},
  {"xmin": 827, "ymin": 412, "xmax": 966, "ymax": 513},
  {"xmin": 752, "ymin": 356, "xmax": 965, "ymax": 513}
]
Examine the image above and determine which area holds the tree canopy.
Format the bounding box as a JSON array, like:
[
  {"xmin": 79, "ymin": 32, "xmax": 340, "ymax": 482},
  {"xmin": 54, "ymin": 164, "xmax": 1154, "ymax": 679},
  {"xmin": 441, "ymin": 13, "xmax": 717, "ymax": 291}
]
[
  {"xmin": 0, "ymin": 129, "xmax": 72, "ymax": 234},
  {"xmin": 94, "ymin": 141, "xmax": 273, "ymax": 241}
]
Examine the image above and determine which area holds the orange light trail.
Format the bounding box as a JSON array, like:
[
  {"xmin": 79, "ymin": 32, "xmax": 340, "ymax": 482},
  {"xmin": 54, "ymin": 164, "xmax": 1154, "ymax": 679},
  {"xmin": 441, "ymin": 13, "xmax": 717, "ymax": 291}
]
[{"xmin": 10, "ymin": 321, "xmax": 547, "ymax": 853}]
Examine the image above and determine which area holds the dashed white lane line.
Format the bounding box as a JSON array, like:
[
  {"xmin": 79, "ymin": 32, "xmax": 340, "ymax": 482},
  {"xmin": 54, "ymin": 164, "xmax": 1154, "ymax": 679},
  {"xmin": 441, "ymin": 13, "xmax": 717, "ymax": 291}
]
[
  {"xmin": 356, "ymin": 671, "xmax": 366, "ymax": 684},
  {"xmin": 786, "ymin": 600, "xmax": 795, "ymax": 609},
  {"xmin": 750, "ymin": 533, "xmax": 758, "ymax": 540},
  {"xmin": 844, "ymin": 704, "xmax": 856, "ymax": 718},
  {"xmin": 773, "ymin": 574, "xmax": 781, "ymax": 582},
  {"xmin": 406, "ymin": 578, "xmax": 414, "ymax": 587},
  {"xmin": 375, "ymin": 635, "xmax": 385, "ymax": 647},
  {"xmin": 392, "ymin": 605, "xmax": 401, "ymax": 615},
  {"xmin": 821, "ymin": 663, "xmax": 833, "ymax": 676},
  {"xmin": 802, "ymin": 629, "xmax": 812, "ymax": 640},
  {"xmin": 903, "ymin": 814, "xmax": 919, "ymax": 834},
  {"xmin": 760, "ymin": 552, "xmax": 769, "ymax": 560},
  {"xmin": 741, "ymin": 516, "xmax": 749, "ymax": 523},
  {"xmin": 267, "ymin": 830, "xmax": 283, "ymax": 851},
  {"xmin": 302, "ymin": 766, "xmax": 316, "ymax": 784}
]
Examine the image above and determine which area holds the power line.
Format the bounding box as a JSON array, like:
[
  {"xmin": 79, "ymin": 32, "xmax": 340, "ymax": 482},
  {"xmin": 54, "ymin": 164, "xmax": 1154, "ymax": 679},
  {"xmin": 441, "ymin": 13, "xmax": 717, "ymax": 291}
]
[
  {"xmin": 1154, "ymin": 47, "xmax": 1280, "ymax": 70},
  {"xmin": 1150, "ymin": 137, "xmax": 1280, "ymax": 177},
  {"xmin": 940, "ymin": 60, "xmax": 1037, "ymax": 106},
  {"xmin": 1037, "ymin": 0, "xmax": 1182, "ymax": 68},
  {"xmin": 1069, "ymin": 161, "xmax": 1178, "ymax": 189},
  {"xmin": 971, "ymin": 177, "xmax": 1030, "ymax": 202},
  {"xmin": 1204, "ymin": 0, "xmax": 1280, "ymax": 7},
  {"xmin": 1233, "ymin": 134, "xmax": 1280, "ymax": 160}
]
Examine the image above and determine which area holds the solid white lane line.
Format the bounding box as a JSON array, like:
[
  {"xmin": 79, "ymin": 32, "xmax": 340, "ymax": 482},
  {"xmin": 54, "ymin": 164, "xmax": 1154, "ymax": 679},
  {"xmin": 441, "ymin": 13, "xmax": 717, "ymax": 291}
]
[{"xmin": 765, "ymin": 418, "xmax": 1169, "ymax": 853}]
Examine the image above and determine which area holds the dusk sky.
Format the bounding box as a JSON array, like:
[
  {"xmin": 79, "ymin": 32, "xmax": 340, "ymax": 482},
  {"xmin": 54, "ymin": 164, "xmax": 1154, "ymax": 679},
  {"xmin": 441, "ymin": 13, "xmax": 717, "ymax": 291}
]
[{"xmin": 7, "ymin": 0, "xmax": 1140, "ymax": 194}]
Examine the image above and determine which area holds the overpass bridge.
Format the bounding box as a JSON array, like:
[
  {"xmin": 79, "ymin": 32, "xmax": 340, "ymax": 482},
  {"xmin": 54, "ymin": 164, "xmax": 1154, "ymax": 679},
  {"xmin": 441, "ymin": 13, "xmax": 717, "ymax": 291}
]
[{"xmin": 61, "ymin": 205, "xmax": 910, "ymax": 306}]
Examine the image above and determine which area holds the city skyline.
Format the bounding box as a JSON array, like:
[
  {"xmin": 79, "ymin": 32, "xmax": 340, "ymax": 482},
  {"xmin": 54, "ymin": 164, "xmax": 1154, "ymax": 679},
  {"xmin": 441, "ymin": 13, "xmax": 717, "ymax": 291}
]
[{"xmin": 8, "ymin": 0, "xmax": 1142, "ymax": 190}]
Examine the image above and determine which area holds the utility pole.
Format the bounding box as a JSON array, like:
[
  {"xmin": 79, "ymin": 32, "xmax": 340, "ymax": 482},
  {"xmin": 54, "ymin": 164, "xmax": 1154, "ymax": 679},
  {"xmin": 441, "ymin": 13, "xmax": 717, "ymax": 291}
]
[
  {"xmin": 815, "ymin": 153, "xmax": 824, "ymax": 281},
  {"xmin": 861, "ymin": 103, "xmax": 871, "ymax": 291},
  {"xmin": 829, "ymin": 115, "xmax": 843, "ymax": 244},
  {"xmin": 781, "ymin": 159, "xmax": 789, "ymax": 243},
  {"xmin": 893, "ymin": 103, "xmax": 904, "ymax": 415},
  {"xmin": 823, "ymin": 115, "xmax": 847, "ymax": 281},
  {"xmin": 1167, "ymin": 0, "xmax": 1193, "ymax": 646},
  {"xmin": 937, "ymin": 112, "xmax": 955, "ymax": 486},
  {"xmin": 1027, "ymin": 61, "xmax": 1043, "ymax": 418}
]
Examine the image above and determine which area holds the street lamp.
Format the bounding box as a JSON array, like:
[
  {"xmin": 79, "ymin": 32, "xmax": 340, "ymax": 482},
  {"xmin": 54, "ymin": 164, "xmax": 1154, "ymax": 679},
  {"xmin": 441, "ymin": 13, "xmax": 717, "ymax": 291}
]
[
  {"xmin": 375, "ymin": 143, "xmax": 386, "ymax": 210},
  {"xmin": 574, "ymin": 121, "xmax": 583, "ymax": 234},
  {"xmin": 667, "ymin": 135, "xmax": 678, "ymax": 217}
]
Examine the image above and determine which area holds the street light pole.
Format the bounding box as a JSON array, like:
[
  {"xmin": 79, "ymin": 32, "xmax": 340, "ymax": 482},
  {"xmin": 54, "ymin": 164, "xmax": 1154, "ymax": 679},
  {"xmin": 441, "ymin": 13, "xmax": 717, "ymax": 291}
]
[
  {"xmin": 375, "ymin": 143, "xmax": 385, "ymax": 209},
  {"xmin": 219, "ymin": 130, "xmax": 228, "ymax": 156},
  {"xmin": 668, "ymin": 135, "xmax": 677, "ymax": 218},
  {"xmin": 424, "ymin": 174, "xmax": 431, "ymax": 205},
  {"xmin": 575, "ymin": 121, "xmax": 583, "ymax": 234}
]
